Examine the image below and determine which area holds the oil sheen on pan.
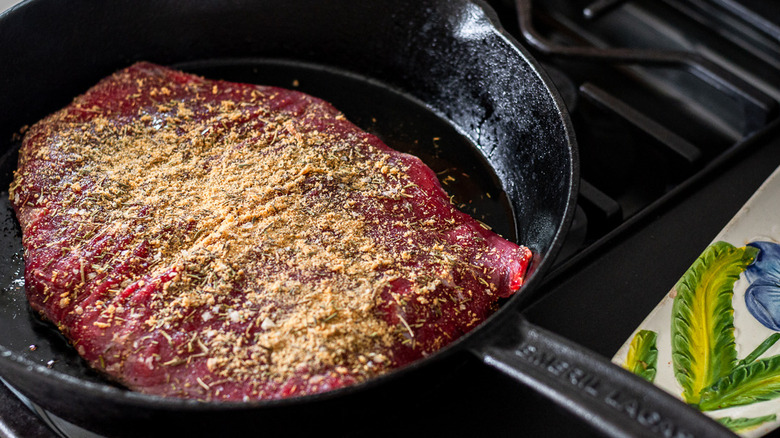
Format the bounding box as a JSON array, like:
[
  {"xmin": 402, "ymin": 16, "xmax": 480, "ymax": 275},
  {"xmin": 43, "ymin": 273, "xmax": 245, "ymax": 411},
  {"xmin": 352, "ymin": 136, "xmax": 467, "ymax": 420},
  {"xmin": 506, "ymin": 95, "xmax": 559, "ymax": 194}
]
[{"xmin": 9, "ymin": 62, "xmax": 532, "ymax": 401}]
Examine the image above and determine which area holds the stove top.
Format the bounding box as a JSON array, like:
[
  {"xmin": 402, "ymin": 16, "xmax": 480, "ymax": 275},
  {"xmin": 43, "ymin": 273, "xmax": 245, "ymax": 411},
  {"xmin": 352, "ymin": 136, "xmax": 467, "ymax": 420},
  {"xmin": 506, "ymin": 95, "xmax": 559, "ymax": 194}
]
[{"xmin": 0, "ymin": 0, "xmax": 779, "ymax": 437}]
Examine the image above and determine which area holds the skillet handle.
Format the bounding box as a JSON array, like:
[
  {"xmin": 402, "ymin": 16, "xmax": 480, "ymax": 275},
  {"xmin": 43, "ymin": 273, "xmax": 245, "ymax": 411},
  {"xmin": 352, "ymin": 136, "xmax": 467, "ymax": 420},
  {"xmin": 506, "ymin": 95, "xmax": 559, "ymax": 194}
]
[{"xmin": 470, "ymin": 313, "xmax": 736, "ymax": 438}]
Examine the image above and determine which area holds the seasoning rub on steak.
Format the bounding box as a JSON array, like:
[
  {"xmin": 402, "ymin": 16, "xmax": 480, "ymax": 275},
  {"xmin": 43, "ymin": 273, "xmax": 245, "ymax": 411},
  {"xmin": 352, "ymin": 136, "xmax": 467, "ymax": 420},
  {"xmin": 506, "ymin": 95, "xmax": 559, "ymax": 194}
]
[{"xmin": 9, "ymin": 62, "xmax": 532, "ymax": 401}]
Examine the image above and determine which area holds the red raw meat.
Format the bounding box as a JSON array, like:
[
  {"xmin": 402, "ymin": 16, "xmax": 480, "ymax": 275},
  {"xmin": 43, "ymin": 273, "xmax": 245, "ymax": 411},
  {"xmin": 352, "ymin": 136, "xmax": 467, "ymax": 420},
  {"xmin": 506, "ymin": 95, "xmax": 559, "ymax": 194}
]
[{"xmin": 10, "ymin": 62, "xmax": 531, "ymax": 401}]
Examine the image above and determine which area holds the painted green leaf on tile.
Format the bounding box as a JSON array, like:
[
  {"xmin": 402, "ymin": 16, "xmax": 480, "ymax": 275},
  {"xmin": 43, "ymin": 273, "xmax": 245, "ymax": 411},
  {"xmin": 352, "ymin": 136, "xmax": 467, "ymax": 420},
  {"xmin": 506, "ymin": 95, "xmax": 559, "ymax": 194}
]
[
  {"xmin": 623, "ymin": 330, "xmax": 658, "ymax": 382},
  {"xmin": 699, "ymin": 355, "xmax": 780, "ymax": 411},
  {"xmin": 671, "ymin": 241, "xmax": 759, "ymax": 404},
  {"xmin": 716, "ymin": 414, "xmax": 777, "ymax": 433},
  {"xmin": 738, "ymin": 333, "xmax": 780, "ymax": 368}
]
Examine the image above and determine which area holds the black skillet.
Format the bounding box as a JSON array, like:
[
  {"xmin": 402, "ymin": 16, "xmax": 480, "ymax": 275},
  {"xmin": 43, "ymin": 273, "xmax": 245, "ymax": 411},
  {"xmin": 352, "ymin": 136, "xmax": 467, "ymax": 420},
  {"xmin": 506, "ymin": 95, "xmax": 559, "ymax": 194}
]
[{"xmin": 0, "ymin": 0, "xmax": 735, "ymax": 437}]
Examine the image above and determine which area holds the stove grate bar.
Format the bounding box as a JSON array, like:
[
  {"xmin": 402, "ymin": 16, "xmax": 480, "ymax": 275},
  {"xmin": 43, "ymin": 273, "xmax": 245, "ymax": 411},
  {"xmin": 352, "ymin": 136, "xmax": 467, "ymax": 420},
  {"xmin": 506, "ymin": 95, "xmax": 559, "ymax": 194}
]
[
  {"xmin": 578, "ymin": 82, "xmax": 702, "ymax": 166},
  {"xmin": 582, "ymin": 0, "xmax": 627, "ymax": 20},
  {"xmin": 578, "ymin": 179, "xmax": 622, "ymax": 238},
  {"xmin": 514, "ymin": 0, "xmax": 778, "ymax": 134}
]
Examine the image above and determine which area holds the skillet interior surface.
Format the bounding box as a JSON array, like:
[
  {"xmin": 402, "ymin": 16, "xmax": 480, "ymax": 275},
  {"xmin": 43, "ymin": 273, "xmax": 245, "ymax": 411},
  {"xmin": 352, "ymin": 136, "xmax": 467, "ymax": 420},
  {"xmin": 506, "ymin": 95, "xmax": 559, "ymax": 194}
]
[
  {"xmin": 0, "ymin": 57, "xmax": 519, "ymax": 385},
  {"xmin": 0, "ymin": 0, "xmax": 576, "ymax": 435}
]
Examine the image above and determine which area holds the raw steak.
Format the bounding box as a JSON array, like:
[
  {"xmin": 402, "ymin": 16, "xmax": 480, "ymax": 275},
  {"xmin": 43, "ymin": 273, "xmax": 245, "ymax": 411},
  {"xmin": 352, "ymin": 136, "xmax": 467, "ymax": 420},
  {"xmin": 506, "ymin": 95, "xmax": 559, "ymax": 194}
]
[{"xmin": 9, "ymin": 62, "xmax": 532, "ymax": 401}]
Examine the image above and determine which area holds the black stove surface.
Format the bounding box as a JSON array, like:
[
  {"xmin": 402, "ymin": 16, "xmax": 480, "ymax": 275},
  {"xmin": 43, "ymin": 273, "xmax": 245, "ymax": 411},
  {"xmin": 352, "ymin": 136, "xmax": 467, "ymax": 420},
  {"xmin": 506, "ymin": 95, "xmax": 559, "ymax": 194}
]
[{"xmin": 1, "ymin": 0, "xmax": 780, "ymax": 437}]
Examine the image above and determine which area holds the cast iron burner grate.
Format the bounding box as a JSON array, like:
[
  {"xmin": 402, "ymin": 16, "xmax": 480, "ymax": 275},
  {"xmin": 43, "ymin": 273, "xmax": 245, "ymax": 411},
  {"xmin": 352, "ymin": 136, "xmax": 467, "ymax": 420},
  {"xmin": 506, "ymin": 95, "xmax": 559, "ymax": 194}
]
[{"xmin": 487, "ymin": 0, "xmax": 780, "ymax": 268}]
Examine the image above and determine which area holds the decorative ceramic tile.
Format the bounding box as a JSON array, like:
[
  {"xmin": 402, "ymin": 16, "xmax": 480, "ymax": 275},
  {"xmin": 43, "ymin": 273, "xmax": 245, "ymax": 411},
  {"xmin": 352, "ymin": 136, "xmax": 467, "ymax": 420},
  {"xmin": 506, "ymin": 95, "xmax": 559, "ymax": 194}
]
[{"xmin": 613, "ymin": 165, "xmax": 780, "ymax": 437}]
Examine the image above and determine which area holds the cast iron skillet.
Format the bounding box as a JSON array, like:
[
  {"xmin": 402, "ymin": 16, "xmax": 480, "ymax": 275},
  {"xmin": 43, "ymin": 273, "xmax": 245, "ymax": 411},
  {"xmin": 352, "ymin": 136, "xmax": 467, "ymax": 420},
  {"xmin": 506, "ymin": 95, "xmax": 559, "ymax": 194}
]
[{"xmin": 0, "ymin": 1, "xmax": 734, "ymax": 437}]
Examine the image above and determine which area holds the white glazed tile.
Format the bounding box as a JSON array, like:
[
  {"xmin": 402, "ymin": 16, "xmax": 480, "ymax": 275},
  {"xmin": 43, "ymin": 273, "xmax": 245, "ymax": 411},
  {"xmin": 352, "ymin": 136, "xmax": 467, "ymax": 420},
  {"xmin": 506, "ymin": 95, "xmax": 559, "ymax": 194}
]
[{"xmin": 613, "ymin": 165, "xmax": 780, "ymax": 437}]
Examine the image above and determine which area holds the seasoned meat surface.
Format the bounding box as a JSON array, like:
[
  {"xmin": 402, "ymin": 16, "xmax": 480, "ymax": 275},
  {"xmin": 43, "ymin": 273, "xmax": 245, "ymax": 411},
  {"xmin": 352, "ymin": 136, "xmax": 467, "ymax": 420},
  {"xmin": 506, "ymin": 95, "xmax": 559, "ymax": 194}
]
[{"xmin": 9, "ymin": 62, "xmax": 531, "ymax": 401}]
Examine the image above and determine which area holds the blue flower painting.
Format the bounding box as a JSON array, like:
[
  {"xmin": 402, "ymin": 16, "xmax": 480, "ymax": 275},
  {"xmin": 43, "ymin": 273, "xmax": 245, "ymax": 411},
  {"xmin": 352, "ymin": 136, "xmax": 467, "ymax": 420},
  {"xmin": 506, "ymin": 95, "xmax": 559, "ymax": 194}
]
[{"xmin": 745, "ymin": 241, "xmax": 780, "ymax": 331}]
